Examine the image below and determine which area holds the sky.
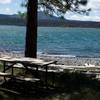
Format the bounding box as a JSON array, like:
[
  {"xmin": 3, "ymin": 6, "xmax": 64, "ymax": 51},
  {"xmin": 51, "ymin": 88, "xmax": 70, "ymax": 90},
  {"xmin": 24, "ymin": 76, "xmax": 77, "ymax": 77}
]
[
  {"xmin": 0, "ymin": 0, "xmax": 100, "ymax": 22},
  {"xmin": 64, "ymin": 0, "xmax": 100, "ymax": 22},
  {"xmin": 0, "ymin": 0, "xmax": 26, "ymax": 15}
]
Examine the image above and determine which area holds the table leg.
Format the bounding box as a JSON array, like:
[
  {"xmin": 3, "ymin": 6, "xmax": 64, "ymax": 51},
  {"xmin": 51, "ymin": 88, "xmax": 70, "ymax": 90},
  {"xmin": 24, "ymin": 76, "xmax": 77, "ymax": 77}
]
[
  {"xmin": 36, "ymin": 66, "xmax": 38, "ymax": 78},
  {"xmin": 12, "ymin": 67, "xmax": 14, "ymax": 76},
  {"xmin": 45, "ymin": 65, "xmax": 48, "ymax": 88},
  {"xmin": 3, "ymin": 61, "xmax": 6, "ymax": 81},
  {"xmin": 3, "ymin": 61, "xmax": 6, "ymax": 73}
]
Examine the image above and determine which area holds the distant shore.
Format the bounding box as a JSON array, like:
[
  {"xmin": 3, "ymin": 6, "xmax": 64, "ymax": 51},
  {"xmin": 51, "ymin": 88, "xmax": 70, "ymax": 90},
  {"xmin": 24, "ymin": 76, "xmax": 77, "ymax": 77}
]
[{"xmin": 0, "ymin": 51, "xmax": 100, "ymax": 66}]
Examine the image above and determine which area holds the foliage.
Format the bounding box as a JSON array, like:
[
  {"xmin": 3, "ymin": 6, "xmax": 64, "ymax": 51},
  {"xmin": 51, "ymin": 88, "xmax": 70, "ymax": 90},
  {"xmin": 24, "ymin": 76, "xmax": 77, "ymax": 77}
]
[
  {"xmin": 17, "ymin": 11, "xmax": 26, "ymax": 19},
  {"xmin": 38, "ymin": 0, "xmax": 91, "ymax": 17},
  {"xmin": 21, "ymin": 0, "xmax": 90, "ymax": 18}
]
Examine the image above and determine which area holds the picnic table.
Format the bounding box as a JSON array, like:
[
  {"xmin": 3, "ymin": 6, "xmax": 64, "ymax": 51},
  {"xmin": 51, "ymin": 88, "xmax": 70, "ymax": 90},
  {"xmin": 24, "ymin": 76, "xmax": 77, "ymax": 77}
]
[{"xmin": 0, "ymin": 56, "xmax": 56, "ymax": 87}]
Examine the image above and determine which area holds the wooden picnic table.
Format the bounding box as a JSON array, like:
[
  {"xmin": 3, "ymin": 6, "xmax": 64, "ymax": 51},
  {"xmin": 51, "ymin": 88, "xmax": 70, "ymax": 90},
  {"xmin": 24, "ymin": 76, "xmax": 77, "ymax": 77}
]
[{"xmin": 0, "ymin": 56, "xmax": 56, "ymax": 87}]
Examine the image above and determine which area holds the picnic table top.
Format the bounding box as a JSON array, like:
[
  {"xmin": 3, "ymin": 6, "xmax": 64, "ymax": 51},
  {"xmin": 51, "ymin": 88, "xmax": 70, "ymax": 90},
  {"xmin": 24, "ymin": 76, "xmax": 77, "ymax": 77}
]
[{"xmin": 0, "ymin": 56, "xmax": 56, "ymax": 66}]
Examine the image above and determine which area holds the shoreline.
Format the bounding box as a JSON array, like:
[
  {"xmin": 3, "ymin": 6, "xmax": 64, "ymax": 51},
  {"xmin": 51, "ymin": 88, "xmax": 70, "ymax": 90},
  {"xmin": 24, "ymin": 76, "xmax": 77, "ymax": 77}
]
[
  {"xmin": 38, "ymin": 55, "xmax": 100, "ymax": 66},
  {"xmin": 0, "ymin": 52, "xmax": 100, "ymax": 66}
]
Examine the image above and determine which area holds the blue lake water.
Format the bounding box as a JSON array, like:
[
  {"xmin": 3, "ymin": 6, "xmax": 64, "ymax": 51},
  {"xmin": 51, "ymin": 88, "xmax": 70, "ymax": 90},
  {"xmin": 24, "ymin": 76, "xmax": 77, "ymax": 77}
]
[{"xmin": 0, "ymin": 25, "xmax": 100, "ymax": 57}]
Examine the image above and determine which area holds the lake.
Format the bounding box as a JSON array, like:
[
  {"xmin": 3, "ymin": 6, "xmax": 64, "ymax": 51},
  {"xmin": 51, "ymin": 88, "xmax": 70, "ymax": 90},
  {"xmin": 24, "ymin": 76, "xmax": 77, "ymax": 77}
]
[{"xmin": 0, "ymin": 25, "xmax": 100, "ymax": 57}]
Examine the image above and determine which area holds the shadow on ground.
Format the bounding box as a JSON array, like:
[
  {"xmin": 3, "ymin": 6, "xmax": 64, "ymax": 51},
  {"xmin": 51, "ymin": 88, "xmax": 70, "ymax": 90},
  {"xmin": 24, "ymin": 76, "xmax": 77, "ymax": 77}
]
[{"xmin": 0, "ymin": 72, "xmax": 100, "ymax": 100}]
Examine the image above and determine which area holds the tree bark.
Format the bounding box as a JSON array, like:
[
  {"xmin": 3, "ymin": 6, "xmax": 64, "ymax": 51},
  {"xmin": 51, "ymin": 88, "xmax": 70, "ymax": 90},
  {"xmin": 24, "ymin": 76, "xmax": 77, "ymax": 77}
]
[{"xmin": 25, "ymin": 0, "xmax": 37, "ymax": 58}]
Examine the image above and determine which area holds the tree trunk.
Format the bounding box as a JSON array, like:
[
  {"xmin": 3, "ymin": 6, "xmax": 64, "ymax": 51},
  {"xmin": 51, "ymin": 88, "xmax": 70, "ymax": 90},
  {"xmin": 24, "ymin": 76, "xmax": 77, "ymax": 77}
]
[{"xmin": 25, "ymin": 0, "xmax": 37, "ymax": 58}]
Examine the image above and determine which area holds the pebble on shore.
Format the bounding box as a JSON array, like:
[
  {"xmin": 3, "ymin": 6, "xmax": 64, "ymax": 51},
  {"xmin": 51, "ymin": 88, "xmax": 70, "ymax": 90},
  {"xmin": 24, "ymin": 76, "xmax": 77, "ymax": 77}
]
[{"xmin": 0, "ymin": 52, "xmax": 100, "ymax": 66}]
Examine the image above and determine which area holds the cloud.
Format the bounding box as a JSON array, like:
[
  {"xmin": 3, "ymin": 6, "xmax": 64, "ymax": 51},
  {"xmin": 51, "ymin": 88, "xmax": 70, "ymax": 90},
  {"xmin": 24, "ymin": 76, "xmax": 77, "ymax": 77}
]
[
  {"xmin": 5, "ymin": 8, "xmax": 12, "ymax": 14},
  {"xmin": 0, "ymin": 0, "xmax": 12, "ymax": 4},
  {"xmin": 65, "ymin": 11, "xmax": 100, "ymax": 22},
  {"xmin": 65, "ymin": 0, "xmax": 100, "ymax": 22},
  {"xmin": 87, "ymin": 0, "xmax": 100, "ymax": 10},
  {"xmin": 0, "ymin": 8, "xmax": 13, "ymax": 14}
]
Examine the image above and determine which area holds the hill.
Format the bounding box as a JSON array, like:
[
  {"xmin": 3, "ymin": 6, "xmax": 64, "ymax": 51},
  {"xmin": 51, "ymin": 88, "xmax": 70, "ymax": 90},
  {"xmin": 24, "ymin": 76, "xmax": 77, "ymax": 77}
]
[
  {"xmin": 0, "ymin": 14, "xmax": 25, "ymax": 26},
  {"xmin": 38, "ymin": 12, "xmax": 100, "ymax": 28},
  {"xmin": 0, "ymin": 12, "xmax": 100, "ymax": 28}
]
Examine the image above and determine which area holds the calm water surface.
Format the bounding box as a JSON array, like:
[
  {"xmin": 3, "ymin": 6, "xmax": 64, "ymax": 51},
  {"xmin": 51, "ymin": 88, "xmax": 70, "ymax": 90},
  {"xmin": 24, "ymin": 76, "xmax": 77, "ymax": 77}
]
[{"xmin": 0, "ymin": 25, "xmax": 100, "ymax": 57}]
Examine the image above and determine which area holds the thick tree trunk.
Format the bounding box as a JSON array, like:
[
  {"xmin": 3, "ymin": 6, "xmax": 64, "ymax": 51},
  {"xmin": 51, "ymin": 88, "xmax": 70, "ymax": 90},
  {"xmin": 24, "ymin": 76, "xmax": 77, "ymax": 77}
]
[{"xmin": 25, "ymin": 0, "xmax": 37, "ymax": 58}]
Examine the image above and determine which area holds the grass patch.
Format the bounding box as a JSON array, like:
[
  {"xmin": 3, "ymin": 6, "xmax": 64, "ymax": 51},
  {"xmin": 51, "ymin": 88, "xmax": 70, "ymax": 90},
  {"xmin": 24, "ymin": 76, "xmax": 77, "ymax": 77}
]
[{"xmin": 0, "ymin": 63, "xmax": 25, "ymax": 76}]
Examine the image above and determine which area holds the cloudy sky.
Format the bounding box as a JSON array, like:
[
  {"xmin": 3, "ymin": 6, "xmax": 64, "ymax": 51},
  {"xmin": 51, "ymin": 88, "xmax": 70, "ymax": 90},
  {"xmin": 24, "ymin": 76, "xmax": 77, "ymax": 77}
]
[
  {"xmin": 0, "ymin": 0, "xmax": 26, "ymax": 15},
  {"xmin": 64, "ymin": 0, "xmax": 100, "ymax": 22},
  {"xmin": 0, "ymin": 0, "xmax": 100, "ymax": 22}
]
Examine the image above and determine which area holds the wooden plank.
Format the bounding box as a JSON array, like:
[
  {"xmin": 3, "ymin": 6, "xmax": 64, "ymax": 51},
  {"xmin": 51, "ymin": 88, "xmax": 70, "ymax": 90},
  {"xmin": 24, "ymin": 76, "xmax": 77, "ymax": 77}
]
[
  {"xmin": 0, "ymin": 57, "xmax": 13, "ymax": 62},
  {"xmin": 13, "ymin": 64, "xmax": 25, "ymax": 69},
  {"xmin": 36, "ymin": 61, "xmax": 57, "ymax": 66},
  {"xmin": 0, "ymin": 72, "xmax": 11, "ymax": 76},
  {"xmin": 48, "ymin": 64, "xmax": 98, "ymax": 70},
  {"xmin": 7, "ymin": 57, "xmax": 44, "ymax": 63},
  {"xmin": 0, "ymin": 88, "xmax": 20, "ymax": 95},
  {"xmin": 15, "ymin": 77, "xmax": 40, "ymax": 82},
  {"xmin": 0, "ymin": 57, "xmax": 56, "ymax": 67}
]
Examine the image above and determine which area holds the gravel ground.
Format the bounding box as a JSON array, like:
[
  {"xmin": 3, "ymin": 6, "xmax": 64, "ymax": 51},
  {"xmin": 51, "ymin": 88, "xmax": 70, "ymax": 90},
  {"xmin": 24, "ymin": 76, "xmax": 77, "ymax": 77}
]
[{"xmin": 0, "ymin": 52, "xmax": 100, "ymax": 66}]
